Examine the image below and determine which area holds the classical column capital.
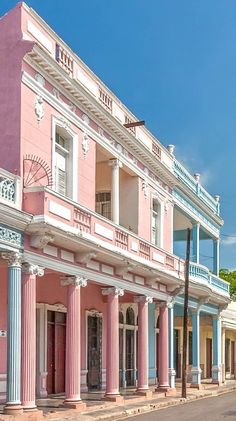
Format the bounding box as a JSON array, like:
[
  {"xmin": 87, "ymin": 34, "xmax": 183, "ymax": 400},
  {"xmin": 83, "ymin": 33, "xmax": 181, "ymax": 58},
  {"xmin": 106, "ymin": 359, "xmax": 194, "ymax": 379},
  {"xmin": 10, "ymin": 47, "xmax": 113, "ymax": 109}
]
[
  {"xmin": 108, "ymin": 158, "xmax": 123, "ymax": 169},
  {"xmin": 61, "ymin": 276, "xmax": 87, "ymax": 289},
  {"xmin": 134, "ymin": 295, "xmax": 153, "ymax": 304},
  {"xmin": 1, "ymin": 251, "xmax": 22, "ymax": 267},
  {"xmin": 22, "ymin": 263, "xmax": 44, "ymax": 277},
  {"xmin": 102, "ymin": 286, "xmax": 124, "ymax": 297}
]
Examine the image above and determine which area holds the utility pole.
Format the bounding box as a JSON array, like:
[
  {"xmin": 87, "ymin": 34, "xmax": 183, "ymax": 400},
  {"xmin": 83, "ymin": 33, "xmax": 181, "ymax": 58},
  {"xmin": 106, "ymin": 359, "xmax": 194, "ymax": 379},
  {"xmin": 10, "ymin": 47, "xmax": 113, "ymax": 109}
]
[{"xmin": 182, "ymin": 228, "xmax": 191, "ymax": 398}]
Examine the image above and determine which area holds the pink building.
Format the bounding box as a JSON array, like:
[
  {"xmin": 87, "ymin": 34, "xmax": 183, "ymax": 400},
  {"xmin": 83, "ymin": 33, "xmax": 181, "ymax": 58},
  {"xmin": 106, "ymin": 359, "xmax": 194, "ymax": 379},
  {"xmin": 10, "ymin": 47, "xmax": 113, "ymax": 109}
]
[{"xmin": 0, "ymin": 2, "xmax": 230, "ymax": 416}]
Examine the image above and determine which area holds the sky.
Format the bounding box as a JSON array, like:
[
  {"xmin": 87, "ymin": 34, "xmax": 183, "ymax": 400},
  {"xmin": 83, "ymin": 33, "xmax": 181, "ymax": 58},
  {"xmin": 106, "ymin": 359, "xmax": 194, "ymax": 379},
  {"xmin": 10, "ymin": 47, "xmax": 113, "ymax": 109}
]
[{"xmin": 1, "ymin": 0, "xmax": 236, "ymax": 268}]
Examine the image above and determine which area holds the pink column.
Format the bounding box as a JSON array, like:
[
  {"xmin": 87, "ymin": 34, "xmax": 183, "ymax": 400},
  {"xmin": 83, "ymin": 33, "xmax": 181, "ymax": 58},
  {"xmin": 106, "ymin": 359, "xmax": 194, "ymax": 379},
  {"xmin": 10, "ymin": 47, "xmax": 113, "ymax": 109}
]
[
  {"xmin": 157, "ymin": 303, "xmax": 170, "ymax": 390},
  {"xmin": 135, "ymin": 296, "xmax": 153, "ymax": 397},
  {"xmin": 21, "ymin": 264, "xmax": 44, "ymax": 411},
  {"xmin": 62, "ymin": 276, "xmax": 87, "ymax": 410},
  {"xmin": 102, "ymin": 287, "xmax": 124, "ymax": 403}
]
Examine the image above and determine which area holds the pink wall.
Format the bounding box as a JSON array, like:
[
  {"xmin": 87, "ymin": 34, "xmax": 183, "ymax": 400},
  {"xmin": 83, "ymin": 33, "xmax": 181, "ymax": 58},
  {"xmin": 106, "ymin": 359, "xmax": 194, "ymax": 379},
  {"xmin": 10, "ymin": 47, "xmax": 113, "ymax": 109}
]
[
  {"xmin": 0, "ymin": 4, "xmax": 34, "ymax": 174},
  {"xmin": 0, "ymin": 264, "xmax": 7, "ymax": 374},
  {"xmin": 138, "ymin": 178, "xmax": 151, "ymax": 241}
]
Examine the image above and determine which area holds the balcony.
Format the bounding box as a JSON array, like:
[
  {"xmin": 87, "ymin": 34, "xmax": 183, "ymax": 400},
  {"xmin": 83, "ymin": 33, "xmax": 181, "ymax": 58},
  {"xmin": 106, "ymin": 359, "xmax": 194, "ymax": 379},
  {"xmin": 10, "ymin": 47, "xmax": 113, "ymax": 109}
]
[
  {"xmin": 23, "ymin": 187, "xmax": 229, "ymax": 298},
  {"xmin": 0, "ymin": 169, "xmax": 20, "ymax": 209},
  {"xmin": 173, "ymin": 160, "xmax": 220, "ymax": 215},
  {"xmin": 189, "ymin": 262, "xmax": 229, "ymax": 295}
]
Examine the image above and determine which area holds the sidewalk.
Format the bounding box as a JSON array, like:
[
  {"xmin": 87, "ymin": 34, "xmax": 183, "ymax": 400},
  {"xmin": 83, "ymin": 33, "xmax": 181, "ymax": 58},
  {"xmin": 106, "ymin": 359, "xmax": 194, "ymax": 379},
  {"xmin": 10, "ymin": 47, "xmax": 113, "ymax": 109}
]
[{"xmin": 1, "ymin": 381, "xmax": 236, "ymax": 421}]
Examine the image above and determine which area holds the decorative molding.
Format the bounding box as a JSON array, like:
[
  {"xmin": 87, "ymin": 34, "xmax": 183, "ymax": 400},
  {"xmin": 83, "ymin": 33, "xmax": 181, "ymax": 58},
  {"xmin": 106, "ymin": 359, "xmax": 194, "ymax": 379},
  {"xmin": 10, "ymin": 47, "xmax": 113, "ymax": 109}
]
[
  {"xmin": 82, "ymin": 114, "xmax": 90, "ymax": 125},
  {"xmin": 57, "ymin": 116, "xmax": 71, "ymax": 130},
  {"xmin": 35, "ymin": 73, "xmax": 45, "ymax": 87},
  {"xmin": 61, "ymin": 275, "xmax": 88, "ymax": 289},
  {"xmin": 76, "ymin": 251, "xmax": 97, "ymax": 264},
  {"xmin": 115, "ymin": 261, "xmax": 135, "ymax": 276},
  {"xmin": 108, "ymin": 158, "xmax": 123, "ymax": 169},
  {"xmin": 87, "ymin": 308, "xmax": 102, "ymax": 317},
  {"xmin": 134, "ymin": 295, "xmax": 153, "ymax": 304},
  {"xmin": 35, "ymin": 95, "xmax": 44, "ymax": 122},
  {"xmin": 22, "ymin": 263, "xmax": 44, "ymax": 276},
  {"xmin": 1, "ymin": 251, "xmax": 22, "ymax": 267},
  {"xmin": 102, "ymin": 287, "xmax": 124, "ymax": 297},
  {"xmin": 82, "ymin": 132, "xmax": 89, "ymax": 158},
  {"xmin": 0, "ymin": 226, "xmax": 22, "ymax": 247},
  {"xmin": 22, "ymin": 71, "xmax": 174, "ymax": 203},
  {"xmin": 142, "ymin": 179, "xmax": 148, "ymax": 198},
  {"xmin": 30, "ymin": 232, "xmax": 54, "ymax": 249}
]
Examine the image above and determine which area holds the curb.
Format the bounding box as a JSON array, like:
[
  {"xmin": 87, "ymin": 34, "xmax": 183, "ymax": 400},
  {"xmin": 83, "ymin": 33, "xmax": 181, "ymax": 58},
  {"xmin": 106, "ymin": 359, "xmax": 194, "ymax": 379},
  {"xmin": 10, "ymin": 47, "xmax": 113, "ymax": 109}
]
[{"xmin": 81, "ymin": 385, "xmax": 236, "ymax": 421}]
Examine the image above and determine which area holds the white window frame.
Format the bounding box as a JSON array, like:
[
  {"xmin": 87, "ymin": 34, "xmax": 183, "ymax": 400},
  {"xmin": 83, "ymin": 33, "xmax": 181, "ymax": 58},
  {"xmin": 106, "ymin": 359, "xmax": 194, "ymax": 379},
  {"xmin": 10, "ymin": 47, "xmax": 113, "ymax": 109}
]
[
  {"xmin": 151, "ymin": 194, "xmax": 164, "ymax": 249},
  {"xmin": 51, "ymin": 116, "xmax": 78, "ymax": 202}
]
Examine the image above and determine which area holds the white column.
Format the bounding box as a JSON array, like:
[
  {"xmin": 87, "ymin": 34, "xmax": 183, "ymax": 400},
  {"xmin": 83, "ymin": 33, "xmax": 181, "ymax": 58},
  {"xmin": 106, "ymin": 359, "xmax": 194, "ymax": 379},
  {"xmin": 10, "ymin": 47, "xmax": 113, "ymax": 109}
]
[
  {"xmin": 109, "ymin": 159, "xmax": 122, "ymax": 225},
  {"xmin": 222, "ymin": 327, "xmax": 226, "ymax": 382},
  {"xmin": 213, "ymin": 239, "xmax": 220, "ymax": 276}
]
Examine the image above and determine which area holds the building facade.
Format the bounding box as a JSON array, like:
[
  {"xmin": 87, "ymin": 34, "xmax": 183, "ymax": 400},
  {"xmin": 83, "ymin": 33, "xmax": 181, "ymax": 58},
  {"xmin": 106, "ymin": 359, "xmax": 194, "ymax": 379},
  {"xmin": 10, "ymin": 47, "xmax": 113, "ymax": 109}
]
[{"xmin": 0, "ymin": 2, "xmax": 230, "ymax": 415}]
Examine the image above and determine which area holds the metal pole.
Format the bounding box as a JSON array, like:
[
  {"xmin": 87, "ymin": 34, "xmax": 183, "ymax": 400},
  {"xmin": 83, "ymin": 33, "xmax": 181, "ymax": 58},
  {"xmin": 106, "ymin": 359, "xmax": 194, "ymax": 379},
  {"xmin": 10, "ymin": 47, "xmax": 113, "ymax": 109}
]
[{"xmin": 182, "ymin": 228, "xmax": 191, "ymax": 398}]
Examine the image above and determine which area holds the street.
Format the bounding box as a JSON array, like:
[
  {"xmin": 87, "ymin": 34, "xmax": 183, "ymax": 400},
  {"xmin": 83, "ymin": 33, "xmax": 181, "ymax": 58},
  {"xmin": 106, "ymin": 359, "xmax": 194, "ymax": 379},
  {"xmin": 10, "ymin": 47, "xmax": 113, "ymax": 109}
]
[{"xmin": 127, "ymin": 392, "xmax": 236, "ymax": 421}]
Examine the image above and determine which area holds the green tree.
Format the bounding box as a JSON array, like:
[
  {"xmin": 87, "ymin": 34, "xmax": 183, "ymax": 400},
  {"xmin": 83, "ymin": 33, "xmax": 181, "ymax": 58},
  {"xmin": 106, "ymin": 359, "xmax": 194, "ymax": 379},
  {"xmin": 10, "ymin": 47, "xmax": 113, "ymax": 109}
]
[{"xmin": 219, "ymin": 269, "xmax": 236, "ymax": 300}]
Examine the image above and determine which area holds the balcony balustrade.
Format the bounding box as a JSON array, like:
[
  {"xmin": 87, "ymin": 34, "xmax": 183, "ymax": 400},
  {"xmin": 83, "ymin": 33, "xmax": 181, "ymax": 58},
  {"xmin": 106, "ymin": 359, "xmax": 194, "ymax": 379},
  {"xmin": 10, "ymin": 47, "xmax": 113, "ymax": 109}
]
[
  {"xmin": 23, "ymin": 187, "xmax": 229, "ymax": 297},
  {"xmin": 56, "ymin": 44, "xmax": 73, "ymax": 77},
  {"xmin": 152, "ymin": 141, "xmax": 162, "ymax": 160},
  {"xmin": 0, "ymin": 169, "xmax": 20, "ymax": 208},
  {"xmin": 189, "ymin": 262, "xmax": 229, "ymax": 294},
  {"xmin": 173, "ymin": 160, "xmax": 220, "ymax": 215},
  {"xmin": 99, "ymin": 88, "xmax": 113, "ymax": 112}
]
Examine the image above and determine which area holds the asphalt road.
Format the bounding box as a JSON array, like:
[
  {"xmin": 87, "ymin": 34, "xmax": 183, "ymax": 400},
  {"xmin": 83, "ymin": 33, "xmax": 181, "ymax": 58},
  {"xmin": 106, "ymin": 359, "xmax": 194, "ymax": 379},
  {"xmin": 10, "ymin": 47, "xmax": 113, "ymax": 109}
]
[{"xmin": 127, "ymin": 392, "xmax": 236, "ymax": 421}]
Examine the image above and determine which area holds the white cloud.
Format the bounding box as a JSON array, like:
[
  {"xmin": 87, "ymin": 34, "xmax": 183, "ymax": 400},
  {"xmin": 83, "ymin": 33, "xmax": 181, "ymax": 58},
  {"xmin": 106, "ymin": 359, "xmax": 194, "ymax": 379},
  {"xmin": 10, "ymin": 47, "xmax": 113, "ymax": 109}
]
[{"xmin": 221, "ymin": 236, "xmax": 236, "ymax": 246}]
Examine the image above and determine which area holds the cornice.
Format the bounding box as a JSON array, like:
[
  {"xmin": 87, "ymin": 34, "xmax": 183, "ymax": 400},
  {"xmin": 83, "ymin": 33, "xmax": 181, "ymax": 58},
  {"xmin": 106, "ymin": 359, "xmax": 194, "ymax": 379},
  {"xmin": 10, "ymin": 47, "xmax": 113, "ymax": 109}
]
[
  {"xmin": 0, "ymin": 202, "xmax": 32, "ymax": 231},
  {"xmin": 22, "ymin": 69, "xmax": 173, "ymax": 200},
  {"xmin": 24, "ymin": 46, "xmax": 177, "ymax": 187},
  {"xmin": 23, "ymin": 249, "xmax": 169, "ymax": 301},
  {"xmin": 25, "ymin": 214, "xmax": 229, "ymax": 303}
]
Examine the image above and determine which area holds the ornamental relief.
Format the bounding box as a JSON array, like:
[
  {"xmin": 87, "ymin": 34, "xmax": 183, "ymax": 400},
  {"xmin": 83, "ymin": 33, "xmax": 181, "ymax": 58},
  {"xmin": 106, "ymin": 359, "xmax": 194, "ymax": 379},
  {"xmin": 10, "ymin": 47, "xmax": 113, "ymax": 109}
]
[
  {"xmin": 82, "ymin": 132, "xmax": 89, "ymax": 158},
  {"xmin": 35, "ymin": 95, "xmax": 44, "ymax": 122},
  {"xmin": 32, "ymin": 73, "xmax": 170, "ymax": 194},
  {"xmin": 0, "ymin": 226, "xmax": 22, "ymax": 247}
]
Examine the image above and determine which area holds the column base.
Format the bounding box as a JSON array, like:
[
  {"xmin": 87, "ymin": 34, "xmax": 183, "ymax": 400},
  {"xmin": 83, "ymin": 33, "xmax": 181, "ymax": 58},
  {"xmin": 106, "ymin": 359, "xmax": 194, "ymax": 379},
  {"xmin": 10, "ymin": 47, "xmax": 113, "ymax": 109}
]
[
  {"xmin": 136, "ymin": 389, "xmax": 152, "ymax": 398},
  {"xmin": 4, "ymin": 404, "xmax": 23, "ymax": 415},
  {"xmin": 190, "ymin": 366, "xmax": 202, "ymax": 388},
  {"xmin": 63, "ymin": 400, "xmax": 86, "ymax": 411},
  {"xmin": 169, "ymin": 368, "xmax": 176, "ymax": 389},
  {"xmin": 102, "ymin": 394, "xmax": 124, "ymax": 404},
  {"xmin": 155, "ymin": 386, "xmax": 170, "ymax": 394},
  {"xmin": 212, "ymin": 365, "xmax": 222, "ymax": 384}
]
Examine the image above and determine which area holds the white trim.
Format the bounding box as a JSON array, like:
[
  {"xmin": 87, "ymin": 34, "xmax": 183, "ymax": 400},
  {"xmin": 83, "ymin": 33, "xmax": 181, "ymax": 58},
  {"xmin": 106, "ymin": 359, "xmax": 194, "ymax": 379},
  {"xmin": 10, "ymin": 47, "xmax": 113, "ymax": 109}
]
[
  {"xmin": 27, "ymin": 20, "xmax": 53, "ymax": 53},
  {"xmin": 22, "ymin": 71, "xmax": 173, "ymax": 201},
  {"xmin": 51, "ymin": 115, "xmax": 78, "ymax": 202},
  {"xmin": 24, "ymin": 250, "xmax": 169, "ymax": 300}
]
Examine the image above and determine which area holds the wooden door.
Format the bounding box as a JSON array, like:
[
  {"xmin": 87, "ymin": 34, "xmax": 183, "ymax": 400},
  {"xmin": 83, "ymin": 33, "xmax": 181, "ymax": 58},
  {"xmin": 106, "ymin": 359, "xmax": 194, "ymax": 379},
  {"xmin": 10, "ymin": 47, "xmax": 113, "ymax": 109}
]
[
  {"xmin": 47, "ymin": 310, "xmax": 66, "ymax": 395},
  {"xmin": 47, "ymin": 318, "xmax": 55, "ymax": 395},
  {"xmin": 87, "ymin": 315, "xmax": 102, "ymax": 390},
  {"xmin": 231, "ymin": 341, "xmax": 235, "ymax": 376},
  {"xmin": 206, "ymin": 338, "xmax": 212, "ymax": 378},
  {"xmin": 174, "ymin": 329, "xmax": 181, "ymax": 378}
]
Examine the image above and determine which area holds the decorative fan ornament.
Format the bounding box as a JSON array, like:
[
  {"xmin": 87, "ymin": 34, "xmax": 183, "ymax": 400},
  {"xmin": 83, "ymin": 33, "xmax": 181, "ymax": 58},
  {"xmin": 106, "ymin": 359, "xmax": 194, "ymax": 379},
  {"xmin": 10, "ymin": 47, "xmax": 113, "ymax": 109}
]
[{"xmin": 23, "ymin": 155, "xmax": 53, "ymax": 188}]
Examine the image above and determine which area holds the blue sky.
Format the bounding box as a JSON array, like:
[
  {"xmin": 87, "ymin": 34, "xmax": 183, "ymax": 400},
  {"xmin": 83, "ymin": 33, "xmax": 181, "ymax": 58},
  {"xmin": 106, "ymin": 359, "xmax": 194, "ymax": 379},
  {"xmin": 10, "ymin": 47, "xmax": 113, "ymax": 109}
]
[{"xmin": 1, "ymin": 0, "xmax": 236, "ymax": 268}]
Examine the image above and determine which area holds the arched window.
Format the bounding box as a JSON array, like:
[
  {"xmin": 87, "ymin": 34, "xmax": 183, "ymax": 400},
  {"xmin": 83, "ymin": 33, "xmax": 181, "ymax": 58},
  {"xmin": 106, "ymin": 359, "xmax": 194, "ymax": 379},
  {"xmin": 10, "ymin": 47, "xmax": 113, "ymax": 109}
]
[
  {"xmin": 152, "ymin": 198, "xmax": 161, "ymax": 246},
  {"xmin": 126, "ymin": 307, "xmax": 135, "ymax": 325},
  {"xmin": 119, "ymin": 311, "xmax": 124, "ymax": 324}
]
